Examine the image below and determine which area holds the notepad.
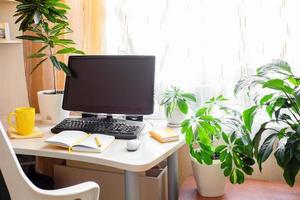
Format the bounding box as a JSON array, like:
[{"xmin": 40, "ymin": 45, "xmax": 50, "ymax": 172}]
[
  {"xmin": 149, "ymin": 128, "xmax": 179, "ymax": 143},
  {"xmin": 45, "ymin": 131, "xmax": 115, "ymax": 153}
]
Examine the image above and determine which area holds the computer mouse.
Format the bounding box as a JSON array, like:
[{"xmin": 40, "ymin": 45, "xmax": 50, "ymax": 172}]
[{"xmin": 126, "ymin": 139, "xmax": 141, "ymax": 151}]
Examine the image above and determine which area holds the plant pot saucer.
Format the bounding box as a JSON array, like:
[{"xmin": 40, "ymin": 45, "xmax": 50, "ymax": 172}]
[{"xmin": 167, "ymin": 123, "xmax": 181, "ymax": 128}]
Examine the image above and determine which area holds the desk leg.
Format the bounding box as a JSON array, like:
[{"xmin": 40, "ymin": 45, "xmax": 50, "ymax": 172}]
[
  {"xmin": 125, "ymin": 171, "xmax": 140, "ymax": 200},
  {"xmin": 168, "ymin": 152, "xmax": 179, "ymax": 200}
]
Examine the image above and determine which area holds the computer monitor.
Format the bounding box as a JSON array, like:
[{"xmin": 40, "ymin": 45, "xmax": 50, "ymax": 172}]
[{"xmin": 62, "ymin": 55, "xmax": 155, "ymax": 115}]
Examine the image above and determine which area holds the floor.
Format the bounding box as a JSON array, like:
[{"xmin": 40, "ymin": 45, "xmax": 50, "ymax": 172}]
[{"xmin": 179, "ymin": 176, "xmax": 300, "ymax": 200}]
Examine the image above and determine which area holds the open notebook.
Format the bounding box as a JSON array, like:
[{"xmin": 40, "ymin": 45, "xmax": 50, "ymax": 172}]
[{"xmin": 45, "ymin": 131, "xmax": 115, "ymax": 153}]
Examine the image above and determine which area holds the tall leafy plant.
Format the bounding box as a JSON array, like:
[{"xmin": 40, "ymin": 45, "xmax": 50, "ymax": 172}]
[
  {"xmin": 181, "ymin": 95, "xmax": 255, "ymax": 184},
  {"xmin": 235, "ymin": 60, "xmax": 300, "ymax": 186},
  {"xmin": 14, "ymin": 0, "xmax": 84, "ymax": 93}
]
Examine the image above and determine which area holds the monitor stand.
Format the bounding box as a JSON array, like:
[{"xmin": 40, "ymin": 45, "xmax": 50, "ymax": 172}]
[
  {"xmin": 126, "ymin": 115, "xmax": 143, "ymax": 122},
  {"xmin": 81, "ymin": 113, "xmax": 143, "ymax": 122}
]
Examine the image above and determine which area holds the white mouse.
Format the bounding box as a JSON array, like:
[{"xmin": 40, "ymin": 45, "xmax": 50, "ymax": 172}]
[{"xmin": 126, "ymin": 139, "xmax": 141, "ymax": 151}]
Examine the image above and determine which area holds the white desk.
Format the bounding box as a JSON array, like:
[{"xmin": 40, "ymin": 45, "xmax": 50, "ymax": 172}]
[{"xmin": 1, "ymin": 116, "xmax": 185, "ymax": 200}]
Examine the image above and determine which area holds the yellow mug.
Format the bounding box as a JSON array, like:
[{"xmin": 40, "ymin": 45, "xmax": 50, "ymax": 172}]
[{"xmin": 7, "ymin": 107, "xmax": 35, "ymax": 136}]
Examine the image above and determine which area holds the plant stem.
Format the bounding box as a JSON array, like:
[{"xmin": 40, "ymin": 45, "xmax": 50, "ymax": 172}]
[
  {"xmin": 283, "ymin": 92, "xmax": 300, "ymax": 123},
  {"xmin": 49, "ymin": 47, "xmax": 57, "ymax": 93},
  {"xmin": 40, "ymin": 15, "xmax": 57, "ymax": 93}
]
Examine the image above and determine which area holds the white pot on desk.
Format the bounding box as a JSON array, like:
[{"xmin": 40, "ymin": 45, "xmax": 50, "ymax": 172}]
[
  {"xmin": 166, "ymin": 107, "xmax": 186, "ymax": 128},
  {"xmin": 37, "ymin": 90, "xmax": 69, "ymax": 124}
]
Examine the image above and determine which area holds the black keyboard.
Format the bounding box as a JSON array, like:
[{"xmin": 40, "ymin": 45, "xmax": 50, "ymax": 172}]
[{"xmin": 51, "ymin": 118, "xmax": 145, "ymax": 139}]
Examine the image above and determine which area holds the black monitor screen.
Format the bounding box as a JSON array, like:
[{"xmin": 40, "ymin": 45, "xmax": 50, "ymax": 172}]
[{"xmin": 63, "ymin": 56, "xmax": 155, "ymax": 115}]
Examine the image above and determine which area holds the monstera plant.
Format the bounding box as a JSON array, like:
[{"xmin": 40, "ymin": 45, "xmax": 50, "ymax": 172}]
[
  {"xmin": 14, "ymin": 0, "xmax": 84, "ymax": 123},
  {"xmin": 181, "ymin": 95, "xmax": 255, "ymax": 197},
  {"xmin": 235, "ymin": 59, "xmax": 300, "ymax": 186}
]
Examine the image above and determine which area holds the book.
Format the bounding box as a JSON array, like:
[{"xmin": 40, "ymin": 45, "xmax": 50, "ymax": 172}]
[
  {"xmin": 149, "ymin": 128, "xmax": 179, "ymax": 143},
  {"xmin": 45, "ymin": 131, "xmax": 115, "ymax": 153}
]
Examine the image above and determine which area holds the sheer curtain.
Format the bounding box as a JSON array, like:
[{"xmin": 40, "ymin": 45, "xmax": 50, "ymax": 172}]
[{"xmin": 103, "ymin": 0, "xmax": 300, "ymax": 113}]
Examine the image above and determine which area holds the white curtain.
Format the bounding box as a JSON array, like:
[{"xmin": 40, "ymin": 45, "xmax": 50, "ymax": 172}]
[{"xmin": 103, "ymin": 0, "xmax": 300, "ymax": 115}]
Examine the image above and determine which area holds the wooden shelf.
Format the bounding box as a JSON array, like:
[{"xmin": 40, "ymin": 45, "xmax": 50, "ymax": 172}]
[
  {"xmin": 0, "ymin": 0, "xmax": 17, "ymax": 3},
  {"xmin": 0, "ymin": 40, "xmax": 22, "ymax": 44}
]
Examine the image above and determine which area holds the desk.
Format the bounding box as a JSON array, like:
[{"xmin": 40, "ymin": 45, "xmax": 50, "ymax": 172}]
[
  {"xmin": 1, "ymin": 116, "xmax": 185, "ymax": 200},
  {"xmin": 179, "ymin": 176, "xmax": 300, "ymax": 200}
]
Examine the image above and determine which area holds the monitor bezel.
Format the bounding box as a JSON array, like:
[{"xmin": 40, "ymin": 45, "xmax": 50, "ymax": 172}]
[{"xmin": 62, "ymin": 55, "xmax": 155, "ymax": 115}]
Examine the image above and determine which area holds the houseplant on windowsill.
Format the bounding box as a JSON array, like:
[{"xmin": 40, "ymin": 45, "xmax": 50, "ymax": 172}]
[
  {"xmin": 14, "ymin": 0, "xmax": 84, "ymax": 124},
  {"xmin": 181, "ymin": 95, "xmax": 255, "ymax": 197},
  {"xmin": 160, "ymin": 86, "xmax": 196, "ymax": 127},
  {"xmin": 235, "ymin": 60, "xmax": 300, "ymax": 186}
]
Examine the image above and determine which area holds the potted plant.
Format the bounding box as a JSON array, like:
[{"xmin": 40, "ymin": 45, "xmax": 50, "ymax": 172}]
[
  {"xmin": 181, "ymin": 95, "xmax": 255, "ymax": 197},
  {"xmin": 235, "ymin": 60, "xmax": 300, "ymax": 186},
  {"xmin": 160, "ymin": 86, "xmax": 196, "ymax": 127},
  {"xmin": 14, "ymin": 0, "xmax": 84, "ymax": 124}
]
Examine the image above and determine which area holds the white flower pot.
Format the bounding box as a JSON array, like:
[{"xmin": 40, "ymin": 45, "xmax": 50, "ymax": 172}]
[
  {"xmin": 191, "ymin": 156, "xmax": 225, "ymax": 197},
  {"xmin": 37, "ymin": 90, "xmax": 70, "ymax": 124},
  {"xmin": 166, "ymin": 107, "xmax": 186, "ymax": 127}
]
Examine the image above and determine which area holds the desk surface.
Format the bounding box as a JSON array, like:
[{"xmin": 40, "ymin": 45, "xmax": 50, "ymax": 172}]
[
  {"xmin": 1, "ymin": 116, "xmax": 185, "ymax": 172},
  {"xmin": 179, "ymin": 176, "xmax": 300, "ymax": 200}
]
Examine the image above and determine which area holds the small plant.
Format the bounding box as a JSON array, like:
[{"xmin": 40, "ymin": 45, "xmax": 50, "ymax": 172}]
[
  {"xmin": 235, "ymin": 59, "xmax": 300, "ymax": 186},
  {"xmin": 14, "ymin": 0, "xmax": 84, "ymax": 93},
  {"xmin": 160, "ymin": 86, "xmax": 196, "ymax": 117},
  {"xmin": 181, "ymin": 95, "xmax": 255, "ymax": 184}
]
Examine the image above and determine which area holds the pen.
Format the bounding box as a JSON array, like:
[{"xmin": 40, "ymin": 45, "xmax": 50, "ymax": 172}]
[{"xmin": 95, "ymin": 136, "xmax": 102, "ymax": 147}]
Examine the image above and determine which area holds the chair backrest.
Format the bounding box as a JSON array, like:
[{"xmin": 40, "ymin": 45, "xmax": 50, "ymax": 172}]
[{"xmin": 0, "ymin": 121, "xmax": 39, "ymax": 199}]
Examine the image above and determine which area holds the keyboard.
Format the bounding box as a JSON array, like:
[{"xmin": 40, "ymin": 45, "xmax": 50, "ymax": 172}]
[{"xmin": 51, "ymin": 118, "xmax": 145, "ymax": 139}]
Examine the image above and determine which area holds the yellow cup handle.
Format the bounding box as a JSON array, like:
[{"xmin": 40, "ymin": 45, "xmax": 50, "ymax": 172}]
[{"xmin": 7, "ymin": 112, "xmax": 17, "ymax": 130}]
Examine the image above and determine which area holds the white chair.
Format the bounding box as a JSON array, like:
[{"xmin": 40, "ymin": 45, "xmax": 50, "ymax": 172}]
[{"xmin": 0, "ymin": 121, "xmax": 100, "ymax": 200}]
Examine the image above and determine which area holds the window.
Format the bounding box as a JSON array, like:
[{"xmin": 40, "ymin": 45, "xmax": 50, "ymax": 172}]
[{"xmin": 103, "ymin": 0, "xmax": 300, "ymax": 114}]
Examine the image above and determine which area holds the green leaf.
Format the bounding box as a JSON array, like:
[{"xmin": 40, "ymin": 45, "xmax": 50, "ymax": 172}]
[
  {"xmin": 50, "ymin": 55, "xmax": 61, "ymax": 70},
  {"xmin": 236, "ymin": 169, "xmax": 245, "ymax": 184},
  {"xmin": 27, "ymin": 53, "xmax": 46, "ymax": 59},
  {"xmin": 196, "ymin": 107, "xmax": 207, "ymax": 117},
  {"xmin": 37, "ymin": 45, "xmax": 49, "ymax": 53},
  {"xmin": 58, "ymin": 61, "xmax": 71, "ymax": 76},
  {"xmin": 242, "ymin": 165, "xmax": 254, "ymax": 175},
  {"xmin": 201, "ymin": 151, "xmax": 213, "ymax": 165},
  {"xmin": 215, "ymin": 145, "xmax": 227, "ymax": 153},
  {"xmin": 253, "ymin": 122, "xmax": 269, "ymax": 157},
  {"xmin": 54, "ymin": 3, "xmax": 71, "ymax": 10},
  {"xmin": 260, "ymin": 94, "xmax": 274, "ymax": 105},
  {"xmin": 274, "ymin": 147, "xmax": 286, "ymax": 168},
  {"xmin": 220, "ymin": 151, "xmax": 227, "ymax": 162},
  {"xmin": 242, "ymin": 157, "xmax": 256, "ymax": 166},
  {"xmin": 56, "ymin": 47, "xmax": 77, "ymax": 54},
  {"xmin": 222, "ymin": 132, "xmax": 229, "ymax": 144},
  {"xmin": 224, "ymin": 167, "xmax": 231, "ymax": 177},
  {"xmin": 283, "ymin": 157, "xmax": 300, "ymax": 187},
  {"xmin": 288, "ymin": 77, "xmax": 299, "ymax": 86},
  {"xmin": 262, "ymin": 79, "xmax": 284, "ymax": 90},
  {"xmin": 266, "ymin": 104, "xmax": 274, "ymax": 118},
  {"xmin": 181, "ymin": 93, "xmax": 197, "ymax": 102},
  {"xmin": 53, "ymin": 38, "xmax": 75, "ymax": 45},
  {"xmin": 17, "ymin": 35, "xmax": 44, "ymax": 42},
  {"xmin": 230, "ymin": 170, "xmax": 238, "ymax": 184},
  {"xmin": 197, "ymin": 127, "xmax": 211, "ymax": 146},
  {"xmin": 185, "ymin": 127, "xmax": 194, "ymax": 145},
  {"xmin": 257, "ymin": 133, "xmax": 277, "ymax": 171},
  {"xmin": 257, "ymin": 60, "xmax": 293, "ymax": 76},
  {"xmin": 243, "ymin": 105, "xmax": 259, "ymax": 132},
  {"xmin": 177, "ymin": 99, "xmax": 188, "ymax": 114},
  {"xmin": 30, "ymin": 58, "xmax": 47, "ymax": 74}
]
